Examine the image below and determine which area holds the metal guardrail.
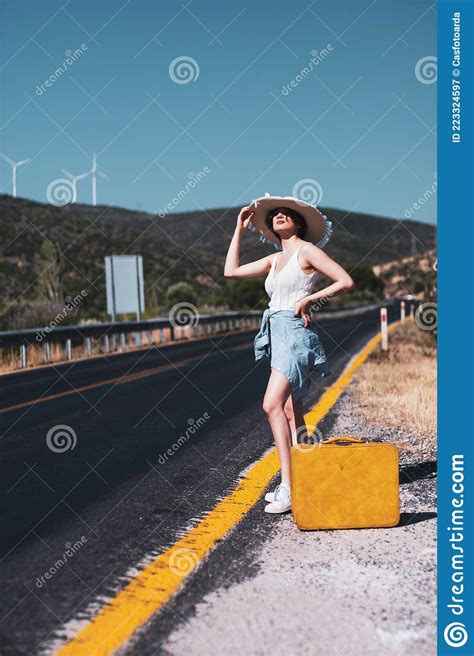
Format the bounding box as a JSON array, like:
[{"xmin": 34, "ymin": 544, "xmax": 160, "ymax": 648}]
[
  {"xmin": 0, "ymin": 311, "xmax": 264, "ymax": 370},
  {"xmin": 313, "ymin": 299, "xmax": 399, "ymax": 321},
  {"xmin": 0, "ymin": 300, "xmax": 411, "ymax": 371}
]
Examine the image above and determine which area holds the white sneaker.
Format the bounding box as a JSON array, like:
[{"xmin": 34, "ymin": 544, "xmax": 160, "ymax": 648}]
[
  {"xmin": 265, "ymin": 482, "xmax": 289, "ymax": 502},
  {"xmin": 265, "ymin": 489, "xmax": 276, "ymax": 503},
  {"xmin": 264, "ymin": 483, "xmax": 291, "ymax": 514}
]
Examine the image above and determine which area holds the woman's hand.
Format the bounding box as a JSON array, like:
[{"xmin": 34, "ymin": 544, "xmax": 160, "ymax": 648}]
[
  {"xmin": 236, "ymin": 205, "xmax": 255, "ymax": 232},
  {"xmin": 294, "ymin": 297, "xmax": 313, "ymax": 327}
]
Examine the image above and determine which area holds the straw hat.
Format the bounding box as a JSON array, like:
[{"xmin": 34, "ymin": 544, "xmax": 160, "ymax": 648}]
[{"xmin": 247, "ymin": 194, "xmax": 332, "ymax": 249}]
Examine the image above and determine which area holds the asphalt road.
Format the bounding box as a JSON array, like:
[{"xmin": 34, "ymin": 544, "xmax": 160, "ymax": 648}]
[{"xmin": 0, "ymin": 305, "xmax": 398, "ymax": 655}]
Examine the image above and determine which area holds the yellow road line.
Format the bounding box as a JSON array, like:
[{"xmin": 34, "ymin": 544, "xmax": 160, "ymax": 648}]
[
  {"xmin": 56, "ymin": 321, "xmax": 400, "ymax": 656},
  {"xmin": 0, "ymin": 340, "xmax": 254, "ymax": 415}
]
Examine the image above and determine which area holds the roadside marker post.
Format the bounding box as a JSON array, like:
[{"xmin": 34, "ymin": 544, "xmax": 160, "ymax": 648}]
[
  {"xmin": 20, "ymin": 344, "xmax": 27, "ymax": 369},
  {"xmin": 380, "ymin": 308, "xmax": 388, "ymax": 351},
  {"xmin": 400, "ymin": 301, "xmax": 406, "ymax": 322}
]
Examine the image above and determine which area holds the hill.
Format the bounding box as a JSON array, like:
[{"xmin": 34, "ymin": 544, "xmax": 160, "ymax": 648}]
[
  {"xmin": 373, "ymin": 250, "xmax": 437, "ymax": 299},
  {"xmin": 0, "ymin": 195, "xmax": 436, "ymax": 330}
]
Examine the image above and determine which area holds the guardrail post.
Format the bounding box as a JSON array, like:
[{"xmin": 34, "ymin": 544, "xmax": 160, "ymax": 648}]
[
  {"xmin": 85, "ymin": 337, "xmax": 92, "ymax": 356},
  {"xmin": 380, "ymin": 308, "xmax": 388, "ymax": 351},
  {"xmin": 147, "ymin": 329, "xmax": 153, "ymax": 344},
  {"xmin": 400, "ymin": 301, "xmax": 406, "ymax": 322},
  {"xmin": 66, "ymin": 338, "xmax": 72, "ymax": 360},
  {"xmin": 44, "ymin": 342, "xmax": 51, "ymax": 364},
  {"xmin": 121, "ymin": 333, "xmax": 126, "ymax": 351},
  {"xmin": 135, "ymin": 331, "xmax": 141, "ymax": 346},
  {"xmin": 20, "ymin": 344, "xmax": 27, "ymax": 369},
  {"xmin": 104, "ymin": 335, "xmax": 110, "ymax": 353},
  {"xmin": 159, "ymin": 328, "xmax": 164, "ymax": 343}
]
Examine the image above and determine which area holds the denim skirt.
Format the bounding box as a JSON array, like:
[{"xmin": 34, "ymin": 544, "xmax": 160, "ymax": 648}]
[{"xmin": 254, "ymin": 309, "xmax": 331, "ymax": 401}]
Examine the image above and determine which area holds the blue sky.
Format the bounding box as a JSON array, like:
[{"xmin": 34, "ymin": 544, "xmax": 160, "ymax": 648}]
[{"xmin": 0, "ymin": 0, "xmax": 436, "ymax": 223}]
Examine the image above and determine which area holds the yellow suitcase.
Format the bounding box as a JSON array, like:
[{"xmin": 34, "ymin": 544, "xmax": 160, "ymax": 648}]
[{"xmin": 290, "ymin": 436, "xmax": 400, "ymax": 530}]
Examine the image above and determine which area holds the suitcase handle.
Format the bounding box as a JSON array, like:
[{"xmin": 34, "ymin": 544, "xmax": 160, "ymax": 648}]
[{"xmin": 322, "ymin": 436, "xmax": 367, "ymax": 445}]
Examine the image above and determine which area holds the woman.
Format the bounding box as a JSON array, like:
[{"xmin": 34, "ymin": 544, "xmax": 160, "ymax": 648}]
[{"xmin": 224, "ymin": 195, "xmax": 355, "ymax": 514}]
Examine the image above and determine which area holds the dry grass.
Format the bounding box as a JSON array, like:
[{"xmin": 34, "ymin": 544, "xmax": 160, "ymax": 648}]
[{"xmin": 351, "ymin": 320, "xmax": 436, "ymax": 440}]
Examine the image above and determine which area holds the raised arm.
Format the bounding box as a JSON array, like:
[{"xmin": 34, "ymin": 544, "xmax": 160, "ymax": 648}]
[
  {"xmin": 224, "ymin": 206, "xmax": 274, "ymax": 279},
  {"xmin": 295, "ymin": 243, "xmax": 356, "ymax": 326}
]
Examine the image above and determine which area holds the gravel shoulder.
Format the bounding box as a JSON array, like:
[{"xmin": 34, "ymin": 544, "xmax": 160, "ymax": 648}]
[{"xmin": 159, "ymin": 389, "xmax": 437, "ymax": 656}]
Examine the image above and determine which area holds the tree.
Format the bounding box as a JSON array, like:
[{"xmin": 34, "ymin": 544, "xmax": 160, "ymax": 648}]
[
  {"xmin": 33, "ymin": 240, "xmax": 62, "ymax": 302},
  {"xmin": 165, "ymin": 282, "xmax": 198, "ymax": 308},
  {"xmin": 221, "ymin": 279, "xmax": 267, "ymax": 310},
  {"xmin": 350, "ymin": 266, "xmax": 385, "ymax": 295}
]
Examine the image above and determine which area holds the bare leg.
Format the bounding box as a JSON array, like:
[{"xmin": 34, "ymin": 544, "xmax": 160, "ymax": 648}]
[
  {"xmin": 262, "ymin": 369, "xmax": 292, "ymax": 485},
  {"xmin": 284, "ymin": 395, "xmax": 308, "ymax": 446}
]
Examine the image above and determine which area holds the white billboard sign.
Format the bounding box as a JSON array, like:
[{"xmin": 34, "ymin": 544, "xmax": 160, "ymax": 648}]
[{"xmin": 105, "ymin": 255, "xmax": 145, "ymax": 320}]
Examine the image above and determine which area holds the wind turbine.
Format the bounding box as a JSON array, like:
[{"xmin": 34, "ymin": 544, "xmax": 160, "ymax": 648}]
[
  {"xmin": 0, "ymin": 153, "xmax": 30, "ymax": 197},
  {"xmin": 61, "ymin": 168, "xmax": 90, "ymax": 204},
  {"xmin": 89, "ymin": 153, "xmax": 107, "ymax": 206}
]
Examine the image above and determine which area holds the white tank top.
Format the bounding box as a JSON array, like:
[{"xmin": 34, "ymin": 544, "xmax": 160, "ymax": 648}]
[{"xmin": 264, "ymin": 244, "xmax": 318, "ymax": 310}]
